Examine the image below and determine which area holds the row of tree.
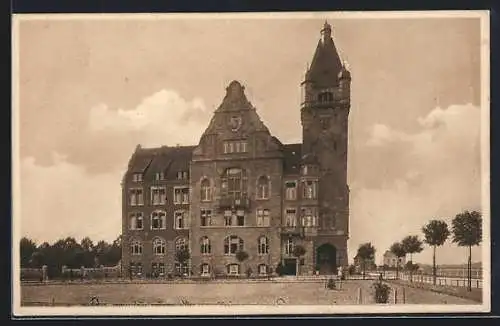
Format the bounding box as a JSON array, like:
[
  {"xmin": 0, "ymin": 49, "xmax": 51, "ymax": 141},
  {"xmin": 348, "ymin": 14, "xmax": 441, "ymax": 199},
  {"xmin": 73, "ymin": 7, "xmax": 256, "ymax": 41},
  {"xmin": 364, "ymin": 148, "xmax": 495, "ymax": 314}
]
[
  {"xmin": 20, "ymin": 235, "xmax": 122, "ymax": 278},
  {"xmin": 388, "ymin": 210, "xmax": 482, "ymax": 291}
]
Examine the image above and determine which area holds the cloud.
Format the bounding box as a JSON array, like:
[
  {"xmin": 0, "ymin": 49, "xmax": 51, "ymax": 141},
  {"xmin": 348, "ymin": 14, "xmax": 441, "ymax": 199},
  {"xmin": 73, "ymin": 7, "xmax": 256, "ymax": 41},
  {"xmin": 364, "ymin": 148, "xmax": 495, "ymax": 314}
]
[
  {"xmin": 88, "ymin": 90, "xmax": 209, "ymax": 147},
  {"xmin": 349, "ymin": 103, "xmax": 483, "ymax": 265},
  {"xmin": 19, "ymin": 152, "xmax": 123, "ymax": 244},
  {"xmin": 53, "ymin": 89, "xmax": 212, "ymax": 174}
]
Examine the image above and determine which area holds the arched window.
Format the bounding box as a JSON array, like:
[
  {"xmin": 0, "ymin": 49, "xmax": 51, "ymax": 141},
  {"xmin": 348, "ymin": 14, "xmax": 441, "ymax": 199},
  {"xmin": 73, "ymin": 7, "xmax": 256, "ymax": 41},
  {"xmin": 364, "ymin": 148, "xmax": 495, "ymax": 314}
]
[
  {"xmin": 221, "ymin": 168, "xmax": 248, "ymax": 199},
  {"xmin": 200, "ymin": 237, "xmax": 211, "ymax": 255},
  {"xmin": 201, "ymin": 263, "xmax": 211, "ymax": 276},
  {"xmin": 257, "ymin": 176, "xmax": 270, "ymax": 199},
  {"xmin": 175, "ymin": 237, "xmax": 188, "ymax": 252},
  {"xmin": 224, "ymin": 235, "xmax": 244, "ymax": 255},
  {"xmin": 258, "ymin": 236, "xmax": 269, "ymax": 255},
  {"xmin": 227, "ymin": 263, "xmax": 240, "ymax": 275},
  {"xmin": 151, "ymin": 210, "xmax": 167, "ymax": 230},
  {"xmin": 130, "ymin": 239, "xmax": 143, "ymax": 255},
  {"xmin": 284, "ymin": 238, "xmax": 295, "ymax": 255},
  {"xmin": 152, "ymin": 237, "xmax": 166, "ymax": 255},
  {"xmin": 200, "ymin": 178, "xmax": 212, "ymax": 202},
  {"xmin": 129, "ymin": 212, "xmax": 143, "ymax": 230}
]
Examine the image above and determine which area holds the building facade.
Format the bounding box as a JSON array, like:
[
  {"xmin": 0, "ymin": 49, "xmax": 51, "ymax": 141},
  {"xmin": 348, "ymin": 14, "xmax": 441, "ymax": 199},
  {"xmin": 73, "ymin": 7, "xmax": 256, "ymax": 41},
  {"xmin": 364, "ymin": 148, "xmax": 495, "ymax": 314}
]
[
  {"xmin": 382, "ymin": 250, "xmax": 407, "ymax": 268},
  {"xmin": 121, "ymin": 21, "xmax": 351, "ymax": 277}
]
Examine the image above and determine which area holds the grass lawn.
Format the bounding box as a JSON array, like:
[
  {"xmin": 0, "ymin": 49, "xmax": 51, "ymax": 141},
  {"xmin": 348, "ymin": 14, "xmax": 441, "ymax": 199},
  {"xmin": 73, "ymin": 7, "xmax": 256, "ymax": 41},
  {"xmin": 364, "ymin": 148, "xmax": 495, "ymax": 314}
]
[{"xmin": 21, "ymin": 280, "xmax": 481, "ymax": 306}]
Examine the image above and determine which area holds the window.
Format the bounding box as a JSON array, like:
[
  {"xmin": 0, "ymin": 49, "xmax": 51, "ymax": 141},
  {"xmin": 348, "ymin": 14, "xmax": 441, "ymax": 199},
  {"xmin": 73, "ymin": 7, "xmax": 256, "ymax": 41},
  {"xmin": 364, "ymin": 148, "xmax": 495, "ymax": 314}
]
[
  {"xmin": 132, "ymin": 173, "xmax": 143, "ymax": 182},
  {"xmin": 129, "ymin": 212, "xmax": 144, "ymax": 230},
  {"xmin": 284, "ymin": 238, "xmax": 295, "ymax": 255},
  {"xmin": 175, "ymin": 262, "xmax": 189, "ymax": 276},
  {"xmin": 224, "ymin": 236, "xmax": 244, "ymax": 255},
  {"xmin": 302, "ymin": 165, "xmax": 308, "ymax": 175},
  {"xmin": 258, "ymin": 264, "xmax": 268, "ymax": 275},
  {"xmin": 223, "ymin": 141, "xmax": 248, "ymax": 154},
  {"xmin": 175, "ymin": 237, "xmax": 188, "ymax": 252},
  {"xmin": 285, "ymin": 181, "xmax": 297, "ymax": 200},
  {"xmin": 257, "ymin": 176, "xmax": 270, "ymax": 199},
  {"xmin": 227, "ymin": 264, "xmax": 240, "ymax": 275},
  {"xmin": 256, "ymin": 209, "xmax": 270, "ymax": 227},
  {"xmin": 200, "ymin": 209, "xmax": 212, "ymax": 227},
  {"xmin": 200, "ymin": 178, "xmax": 212, "ymax": 201},
  {"xmin": 318, "ymin": 92, "xmax": 333, "ymax": 103},
  {"xmin": 130, "ymin": 240, "xmax": 142, "ymax": 255},
  {"xmin": 153, "ymin": 237, "xmax": 166, "ymax": 255},
  {"xmin": 201, "ymin": 263, "xmax": 210, "ymax": 276},
  {"xmin": 285, "ymin": 209, "xmax": 297, "ymax": 227},
  {"xmin": 174, "ymin": 187, "xmax": 190, "ymax": 204},
  {"xmin": 221, "ymin": 168, "xmax": 248, "ymax": 199},
  {"xmin": 258, "ymin": 236, "xmax": 269, "ymax": 255},
  {"xmin": 155, "ymin": 172, "xmax": 165, "ymax": 181},
  {"xmin": 130, "ymin": 262, "xmax": 143, "ymax": 275},
  {"xmin": 200, "ymin": 237, "xmax": 211, "ymax": 255},
  {"xmin": 151, "ymin": 211, "xmax": 167, "ymax": 230},
  {"xmin": 174, "ymin": 210, "xmax": 188, "ymax": 229},
  {"xmin": 129, "ymin": 188, "xmax": 144, "ymax": 206},
  {"xmin": 151, "ymin": 186, "xmax": 166, "ymax": 205},
  {"xmin": 321, "ymin": 118, "xmax": 330, "ymax": 130},
  {"xmin": 301, "ymin": 208, "xmax": 317, "ymax": 227},
  {"xmin": 177, "ymin": 171, "xmax": 189, "ymax": 180},
  {"xmin": 224, "ymin": 210, "xmax": 245, "ymax": 227},
  {"xmin": 236, "ymin": 210, "xmax": 245, "ymax": 226},
  {"xmin": 302, "ymin": 180, "xmax": 318, "ymax": 199},
  {"xmin": 151, "ymin": 262, "xmax": 166, "ymax": 277}
]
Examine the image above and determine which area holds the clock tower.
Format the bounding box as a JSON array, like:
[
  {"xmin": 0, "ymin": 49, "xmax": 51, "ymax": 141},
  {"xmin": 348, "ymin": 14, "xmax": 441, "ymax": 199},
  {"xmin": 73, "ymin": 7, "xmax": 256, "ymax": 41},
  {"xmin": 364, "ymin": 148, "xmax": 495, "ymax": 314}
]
[{"xmin": 301, "ymin": 21, "xmax": 350, "ymax": 269}]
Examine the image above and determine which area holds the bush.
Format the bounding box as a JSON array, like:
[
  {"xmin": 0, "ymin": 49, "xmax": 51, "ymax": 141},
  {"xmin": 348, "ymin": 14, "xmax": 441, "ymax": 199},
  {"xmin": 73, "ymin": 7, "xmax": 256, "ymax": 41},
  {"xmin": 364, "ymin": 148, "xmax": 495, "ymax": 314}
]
[
  {"xmin": 326, "ymin": 278, "xmax": 336, "ymax": 290},
  {"xmin": 246, "ymin": 267, "xmax": 252, "ymax": 278},
  {"xmin": 276, "ymin": 263, "xmax": 284, "ymax": 276},
  {"xmin": 372, "ymin": 281, "xmax": 391, "ymax": 303}
]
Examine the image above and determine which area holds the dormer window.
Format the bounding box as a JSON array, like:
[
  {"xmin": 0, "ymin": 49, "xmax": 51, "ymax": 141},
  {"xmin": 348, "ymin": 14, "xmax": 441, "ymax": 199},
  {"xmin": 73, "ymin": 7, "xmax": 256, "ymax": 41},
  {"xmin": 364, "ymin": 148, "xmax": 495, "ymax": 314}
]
[
  {"xmin": 177, "ymin": 171, "xmax": 189, "ymax": 180},
  {"xmin": 155, "ymin": 172, "xmax": 165, "ymax": 181},
  {"xmin": 301, "ymin": 165, "xmax": 308, "ymax": 175},
  {"xmin": 132, "ymin": 173, "xmax": 143, "ymax": 182}
]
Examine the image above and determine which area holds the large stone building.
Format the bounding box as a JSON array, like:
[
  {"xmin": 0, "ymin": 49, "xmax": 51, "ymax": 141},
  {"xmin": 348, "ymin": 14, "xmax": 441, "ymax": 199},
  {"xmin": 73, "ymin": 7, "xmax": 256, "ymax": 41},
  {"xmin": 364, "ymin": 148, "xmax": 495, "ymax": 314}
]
[{"xmin": 121, "ymin": 21, "xmax": 351, "ymax": 277}]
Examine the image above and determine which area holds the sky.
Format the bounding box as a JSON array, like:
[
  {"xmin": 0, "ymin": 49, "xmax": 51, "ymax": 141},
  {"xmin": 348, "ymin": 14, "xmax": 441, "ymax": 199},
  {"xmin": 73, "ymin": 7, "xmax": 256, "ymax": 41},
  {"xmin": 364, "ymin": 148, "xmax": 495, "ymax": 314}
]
[{"xmin": 14, "ymin": 12, "xmax": 487, "ymax": 265}]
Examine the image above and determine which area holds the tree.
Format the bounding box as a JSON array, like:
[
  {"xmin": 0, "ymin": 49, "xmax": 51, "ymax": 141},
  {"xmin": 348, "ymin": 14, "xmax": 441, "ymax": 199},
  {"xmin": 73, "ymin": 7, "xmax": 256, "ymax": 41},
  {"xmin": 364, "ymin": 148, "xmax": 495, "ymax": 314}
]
[
  {"xmin": 401, "ymin": 235, "xmax": 424, "ymax": 282},
  {"xmin": 175, "ymin": 248, "xmax": 191, "ymax": 276},
  {"xmin": 356, "ymin": 243, "xmax": 375, "ymax": 280},
  {"xmin": 293, "ymin": 245, "xmax": 306, "ymax": 276},
  {"xmin": 235, "ymin": 251, "xmax": 250, "ymax": 277},
  {"xmin": 422, "ymin": 220, "xmax": 450, "ymax": 285},
  {"xmin": 20, "ymin": 237, "xmax": 37, "ymax": 268},
  {"xmin": 452, "ymin": 210, "xmax": 482, "ymax": 292},
  {"xmin": 389, "ymin": 242, "xmax": 406, "ymax": 280}
]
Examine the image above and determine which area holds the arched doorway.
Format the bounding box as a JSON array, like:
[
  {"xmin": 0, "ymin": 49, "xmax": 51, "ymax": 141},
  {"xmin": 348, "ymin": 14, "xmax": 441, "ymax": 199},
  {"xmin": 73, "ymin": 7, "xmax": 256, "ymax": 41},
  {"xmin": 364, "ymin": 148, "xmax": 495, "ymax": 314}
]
[{"xmin": 316, "ymin": 243, "xmax": 337, "ymax": 275}]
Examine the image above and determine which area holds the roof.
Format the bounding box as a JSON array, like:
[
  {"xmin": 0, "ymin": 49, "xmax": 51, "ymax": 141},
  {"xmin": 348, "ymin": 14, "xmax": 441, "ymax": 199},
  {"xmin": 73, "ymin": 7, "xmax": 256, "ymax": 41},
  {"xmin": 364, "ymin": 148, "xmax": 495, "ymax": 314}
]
[
  {"xmin": 127, "ymin": 145, "xmax": 195, "ymax": 180},
  {"xmin": 305, "ymin": 22, "xmax": 345, "ymax": 88}
]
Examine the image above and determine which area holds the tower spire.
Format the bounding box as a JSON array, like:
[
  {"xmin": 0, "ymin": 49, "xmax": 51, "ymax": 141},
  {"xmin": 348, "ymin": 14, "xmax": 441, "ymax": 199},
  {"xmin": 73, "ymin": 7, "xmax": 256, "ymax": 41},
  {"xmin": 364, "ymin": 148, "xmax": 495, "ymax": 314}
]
[{"xmin": 321, "ymin": 20, "xmax": 332, "ymax": 42}]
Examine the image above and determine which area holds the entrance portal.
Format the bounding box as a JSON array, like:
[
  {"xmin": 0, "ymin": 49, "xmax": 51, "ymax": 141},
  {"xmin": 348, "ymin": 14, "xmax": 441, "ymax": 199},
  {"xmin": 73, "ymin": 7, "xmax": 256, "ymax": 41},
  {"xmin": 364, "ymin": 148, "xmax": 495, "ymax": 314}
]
[
  {"xmin": 316, "ymin": 243, "xmax": 337, "ymax": 275},
  {"xmin": 283, "ymin": 258, "xmax": 297, "ymax": 276}
]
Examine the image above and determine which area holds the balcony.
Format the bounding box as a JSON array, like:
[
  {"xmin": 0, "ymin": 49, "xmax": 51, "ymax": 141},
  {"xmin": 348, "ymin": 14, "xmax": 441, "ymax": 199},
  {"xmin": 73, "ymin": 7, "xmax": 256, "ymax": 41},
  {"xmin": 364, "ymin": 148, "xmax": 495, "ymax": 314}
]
[
  {"xmin": 280, "ymin": 226, "xmax": 301, "ymax": 236},
  {"xmin": 217, "ymin": 195, "xmax": 250, "ymax": 210}
]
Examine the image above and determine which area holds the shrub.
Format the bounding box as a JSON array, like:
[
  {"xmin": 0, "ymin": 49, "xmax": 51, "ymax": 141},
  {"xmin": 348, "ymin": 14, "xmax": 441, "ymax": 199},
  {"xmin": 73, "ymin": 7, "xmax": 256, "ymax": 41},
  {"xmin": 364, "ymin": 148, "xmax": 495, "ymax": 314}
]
[
  {"xmin": 326, "ymin": 278, "xmax": 336, "ymax": 290},
  {"xmin": 246, "ymin": 267, "xmax": 252, "ymax": 278},
  {"xmin": 372, "ymin": 281, "xmax": 391, "ymax": 303},
  {"xmin": 276, "ymin": 263, "xmax": 284, "ymax": 276}
]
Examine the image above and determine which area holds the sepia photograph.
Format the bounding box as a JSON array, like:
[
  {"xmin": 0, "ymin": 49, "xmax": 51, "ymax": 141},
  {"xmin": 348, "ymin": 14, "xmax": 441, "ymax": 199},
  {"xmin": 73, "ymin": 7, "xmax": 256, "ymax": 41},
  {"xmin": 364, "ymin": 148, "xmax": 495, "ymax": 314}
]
[{"xmin": 12, "ymin": 11, "xmax": 490, "ymax": 316}]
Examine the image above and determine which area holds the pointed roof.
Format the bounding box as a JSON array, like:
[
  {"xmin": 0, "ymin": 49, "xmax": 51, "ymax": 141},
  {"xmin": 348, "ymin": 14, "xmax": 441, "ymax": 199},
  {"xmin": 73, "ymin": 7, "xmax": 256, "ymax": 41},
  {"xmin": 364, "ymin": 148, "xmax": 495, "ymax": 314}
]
[{"xmin": 305, "ymin": 21, "xmax": 344, "ymax": 87}]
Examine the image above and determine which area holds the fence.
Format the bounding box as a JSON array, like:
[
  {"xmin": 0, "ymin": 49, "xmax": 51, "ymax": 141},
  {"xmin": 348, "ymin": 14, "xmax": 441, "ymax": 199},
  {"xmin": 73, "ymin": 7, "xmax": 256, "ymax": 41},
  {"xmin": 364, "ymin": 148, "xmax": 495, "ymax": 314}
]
[{"xmin": 399, "ymin": 272, "xmax": 482, "ymax": 289}]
